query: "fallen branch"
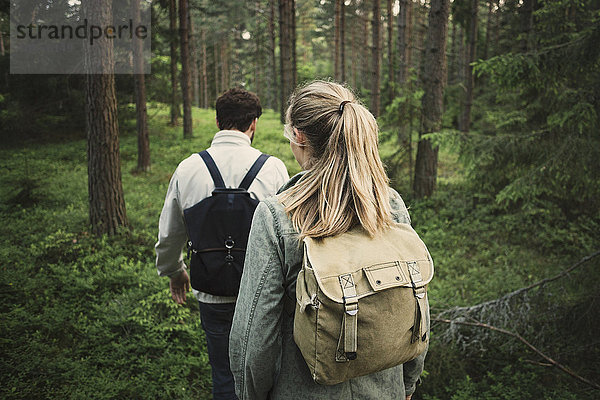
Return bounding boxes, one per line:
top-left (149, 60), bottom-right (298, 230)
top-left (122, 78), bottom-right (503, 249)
top-left (524, 359), bottom-right (553, 368)
top-left (433, 317), bottom-right (600, 391)
top-left (438, 250), bottom-right (600, 317)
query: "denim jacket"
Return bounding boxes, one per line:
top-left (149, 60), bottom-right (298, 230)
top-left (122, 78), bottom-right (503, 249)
top-left (229, 174), bottom-right (428, 400)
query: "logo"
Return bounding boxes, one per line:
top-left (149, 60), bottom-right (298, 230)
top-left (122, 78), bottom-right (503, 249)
top-left (10, 0), bottom-right (152, 74)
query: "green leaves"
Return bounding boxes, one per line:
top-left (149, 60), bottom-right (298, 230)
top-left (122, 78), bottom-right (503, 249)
top-left (457, 0), bottom-right (600, 216)
top-left (474, 53), bottom-right (541, 90)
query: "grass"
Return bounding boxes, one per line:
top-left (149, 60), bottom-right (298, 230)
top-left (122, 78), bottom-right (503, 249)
top-left (0, 105), bottom-right (301, 400)
top-left (1, 104), bottom-right (598, 399)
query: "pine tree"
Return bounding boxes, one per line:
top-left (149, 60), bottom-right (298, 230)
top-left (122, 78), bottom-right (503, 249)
top-left (179, 0), bottom-right (193, 138)
top-left (133, 0), bottom-right (150, 172)
top-left (279, 0), bottom-right (296, 122)
top-left (386, 0), bottom-right (394, 102)
top-left (269, 0), bottom-right (279, 111)
top-left (413, 0), bottom-right (450, 198)
top-left (168, 0), bottom-right (180, 126)
top-left (371, 0), bottom-right (381, 116)
top-left (459, 0), bottom-right (478, 133)
top-left (84, 0), bottom-right (129, 235)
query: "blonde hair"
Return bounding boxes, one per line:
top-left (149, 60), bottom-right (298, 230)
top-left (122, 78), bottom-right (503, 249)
top-left (279, 80), bottom-right (393, 240)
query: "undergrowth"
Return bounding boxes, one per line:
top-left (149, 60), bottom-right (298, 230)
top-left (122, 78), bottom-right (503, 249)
top-left (1, 105), bottom-right (598, 399)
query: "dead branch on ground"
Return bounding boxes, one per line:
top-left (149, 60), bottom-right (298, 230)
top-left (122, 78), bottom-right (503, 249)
top-left (433, 317), bottom-right (600, 390)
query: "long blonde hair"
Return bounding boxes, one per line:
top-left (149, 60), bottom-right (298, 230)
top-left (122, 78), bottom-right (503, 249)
top-left (279, 80), bottom-right (393, 239)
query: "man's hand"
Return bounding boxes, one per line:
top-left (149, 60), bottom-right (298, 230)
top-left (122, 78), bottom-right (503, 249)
top-left (406, 395), bottom-right (412, 400)
top-left (169, 269), bottom-right (190, 305)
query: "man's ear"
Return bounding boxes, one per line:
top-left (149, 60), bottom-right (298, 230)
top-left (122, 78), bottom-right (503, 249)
top-left (249, 118), bottom-right (257, 132)
top-left (215, 117), bottom-right (220, 130)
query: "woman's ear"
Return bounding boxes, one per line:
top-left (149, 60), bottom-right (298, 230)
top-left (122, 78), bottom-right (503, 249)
top-left (294, 128), bottom-right (306, 145)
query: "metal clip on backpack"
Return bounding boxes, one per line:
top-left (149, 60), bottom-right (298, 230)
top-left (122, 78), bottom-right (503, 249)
top-left (183, 150), bottom-right (270, 296)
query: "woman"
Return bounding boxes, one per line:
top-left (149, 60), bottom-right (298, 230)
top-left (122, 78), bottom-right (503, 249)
top-left (229, 80), bottom-right (427, 400)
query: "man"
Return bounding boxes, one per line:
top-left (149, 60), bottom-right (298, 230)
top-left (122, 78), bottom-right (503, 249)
top-left (155, 88), bottom-right (289, 400)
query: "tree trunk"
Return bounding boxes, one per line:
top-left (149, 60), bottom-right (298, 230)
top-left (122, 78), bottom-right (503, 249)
top-left (494, 0), bottom-right (500, 54)
top-left (397, 0), bottom-right (414, 187)
top-left (459, 0), bottom-right (478, 133)
top-left (221, 38), bottom-right (230, 91)
top-left (132, 0), bottom-right (150, 172)
top-left (334, 0), bottom-right (346, 81)
top-left (214, 43), bottom-right (220, 98)
top-left (414, 138), bottom-right (438, 197)
top-left (334, 0), bottom-right (341, 80)
top-left (255, 1), bottom-right (264, 101)
top-left (291, 0), bottom-right (297, 86)
top-left (179, 0), bottom-right (193, 138)
top-left (221, 39), bottom-right (226, 92)
top-left (279, 0), bottom-right (289, 122)
top-left (269, 0), bottom-right (279, 111)
top-left (201, 28), bottom-right (208, 108)
top-left (198, 27), bottom-right (204, 108)
top-left (340, 0), bottom-right (345, 82)
top-left (398, 0), bottom-right (412, 85)
top-left (407, 0), bottom-right (415, 190)
top-left (84, 0), bottom-right (128, 236)
top-left (362, 7), bottom-right (369, 91)
top-left (521, 0), bottom-right (535, 52)
top-left (169, 0), bottom-right (180, 126)
top-left (371, 0), bottom-right (381, 116)
top-left (189, 14), bottom-right (200, 108)
top-left (407, 0), bottom-right (413, 78)
top-left (408, 110), bottom-right (414, 189)
top-left (387, 0), bottom-right (394, 103)
top-left (279, 0), bottom-right (296, 123)
top-left (448, 20), bottom-right (456, 85)
top-left (0, 28), bottom-right (5, 56)
top-left (457, 26), bottom-right (465, 85)
top-left (413, 0), bottom-right (450, 199)
top-left (414, 1), bottom-right (427, 74)
top-left (351, 10), bottom-right (358, 89)
top-left (483, 0), bottom-right (493, 60)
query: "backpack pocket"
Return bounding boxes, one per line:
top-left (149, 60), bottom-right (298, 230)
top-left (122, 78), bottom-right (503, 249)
top-left (189, 251), bottom-right (243, 296)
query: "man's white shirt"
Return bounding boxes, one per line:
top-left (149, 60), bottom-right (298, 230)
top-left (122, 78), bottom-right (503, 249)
top-left (155, 130), bottom-right (289, 303)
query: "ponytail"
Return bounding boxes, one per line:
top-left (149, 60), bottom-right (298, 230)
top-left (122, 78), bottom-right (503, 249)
top-left (279, 80), bottom-right (393, 240)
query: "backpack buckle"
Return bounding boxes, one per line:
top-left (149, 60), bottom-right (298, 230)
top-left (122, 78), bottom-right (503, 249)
top-left (224, 237), bottom-right (235, 262)
top-left (187, 241), bottom-right (197, 259)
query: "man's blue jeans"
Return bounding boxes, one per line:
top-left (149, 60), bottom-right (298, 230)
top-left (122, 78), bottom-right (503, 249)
top-left (198, 302), bottom-right (239, 400)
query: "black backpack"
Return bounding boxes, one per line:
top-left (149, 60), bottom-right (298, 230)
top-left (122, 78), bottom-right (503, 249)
top-left (183, 150), bottom-right (270, 296)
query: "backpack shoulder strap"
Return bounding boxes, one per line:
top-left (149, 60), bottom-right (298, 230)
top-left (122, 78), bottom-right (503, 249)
top-left (198, 150), bottom-right (226, 188)
top-left (238, 153), bottom-right (270, 190)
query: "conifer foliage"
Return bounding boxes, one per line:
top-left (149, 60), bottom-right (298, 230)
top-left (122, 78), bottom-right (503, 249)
top-left (460, 0), bottom-right (600, 215)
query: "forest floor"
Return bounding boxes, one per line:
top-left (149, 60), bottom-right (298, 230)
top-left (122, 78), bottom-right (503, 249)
top-left (1, 105), bottom-right (598, 399)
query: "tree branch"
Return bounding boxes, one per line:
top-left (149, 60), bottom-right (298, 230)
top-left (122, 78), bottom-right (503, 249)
top-left (433, 318), bottom-right (600, 390)
top-left (524, 359), bottom-right (553, 368)
top-left (438, 250), bottom-right (600, 317)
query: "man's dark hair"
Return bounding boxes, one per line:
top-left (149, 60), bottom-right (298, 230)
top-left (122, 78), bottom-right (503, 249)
top-left (216, 88), bottom-right (262, 132)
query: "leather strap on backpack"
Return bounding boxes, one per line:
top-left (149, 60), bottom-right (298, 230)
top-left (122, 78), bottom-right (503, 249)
top-left (408, 261), bottom-right (428, 343)
top-left (336, 273), bottom-right (359, 361)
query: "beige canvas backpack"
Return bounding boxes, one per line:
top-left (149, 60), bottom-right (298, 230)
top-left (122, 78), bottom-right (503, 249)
top-left (293, 222), bottom-right (433, 385)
